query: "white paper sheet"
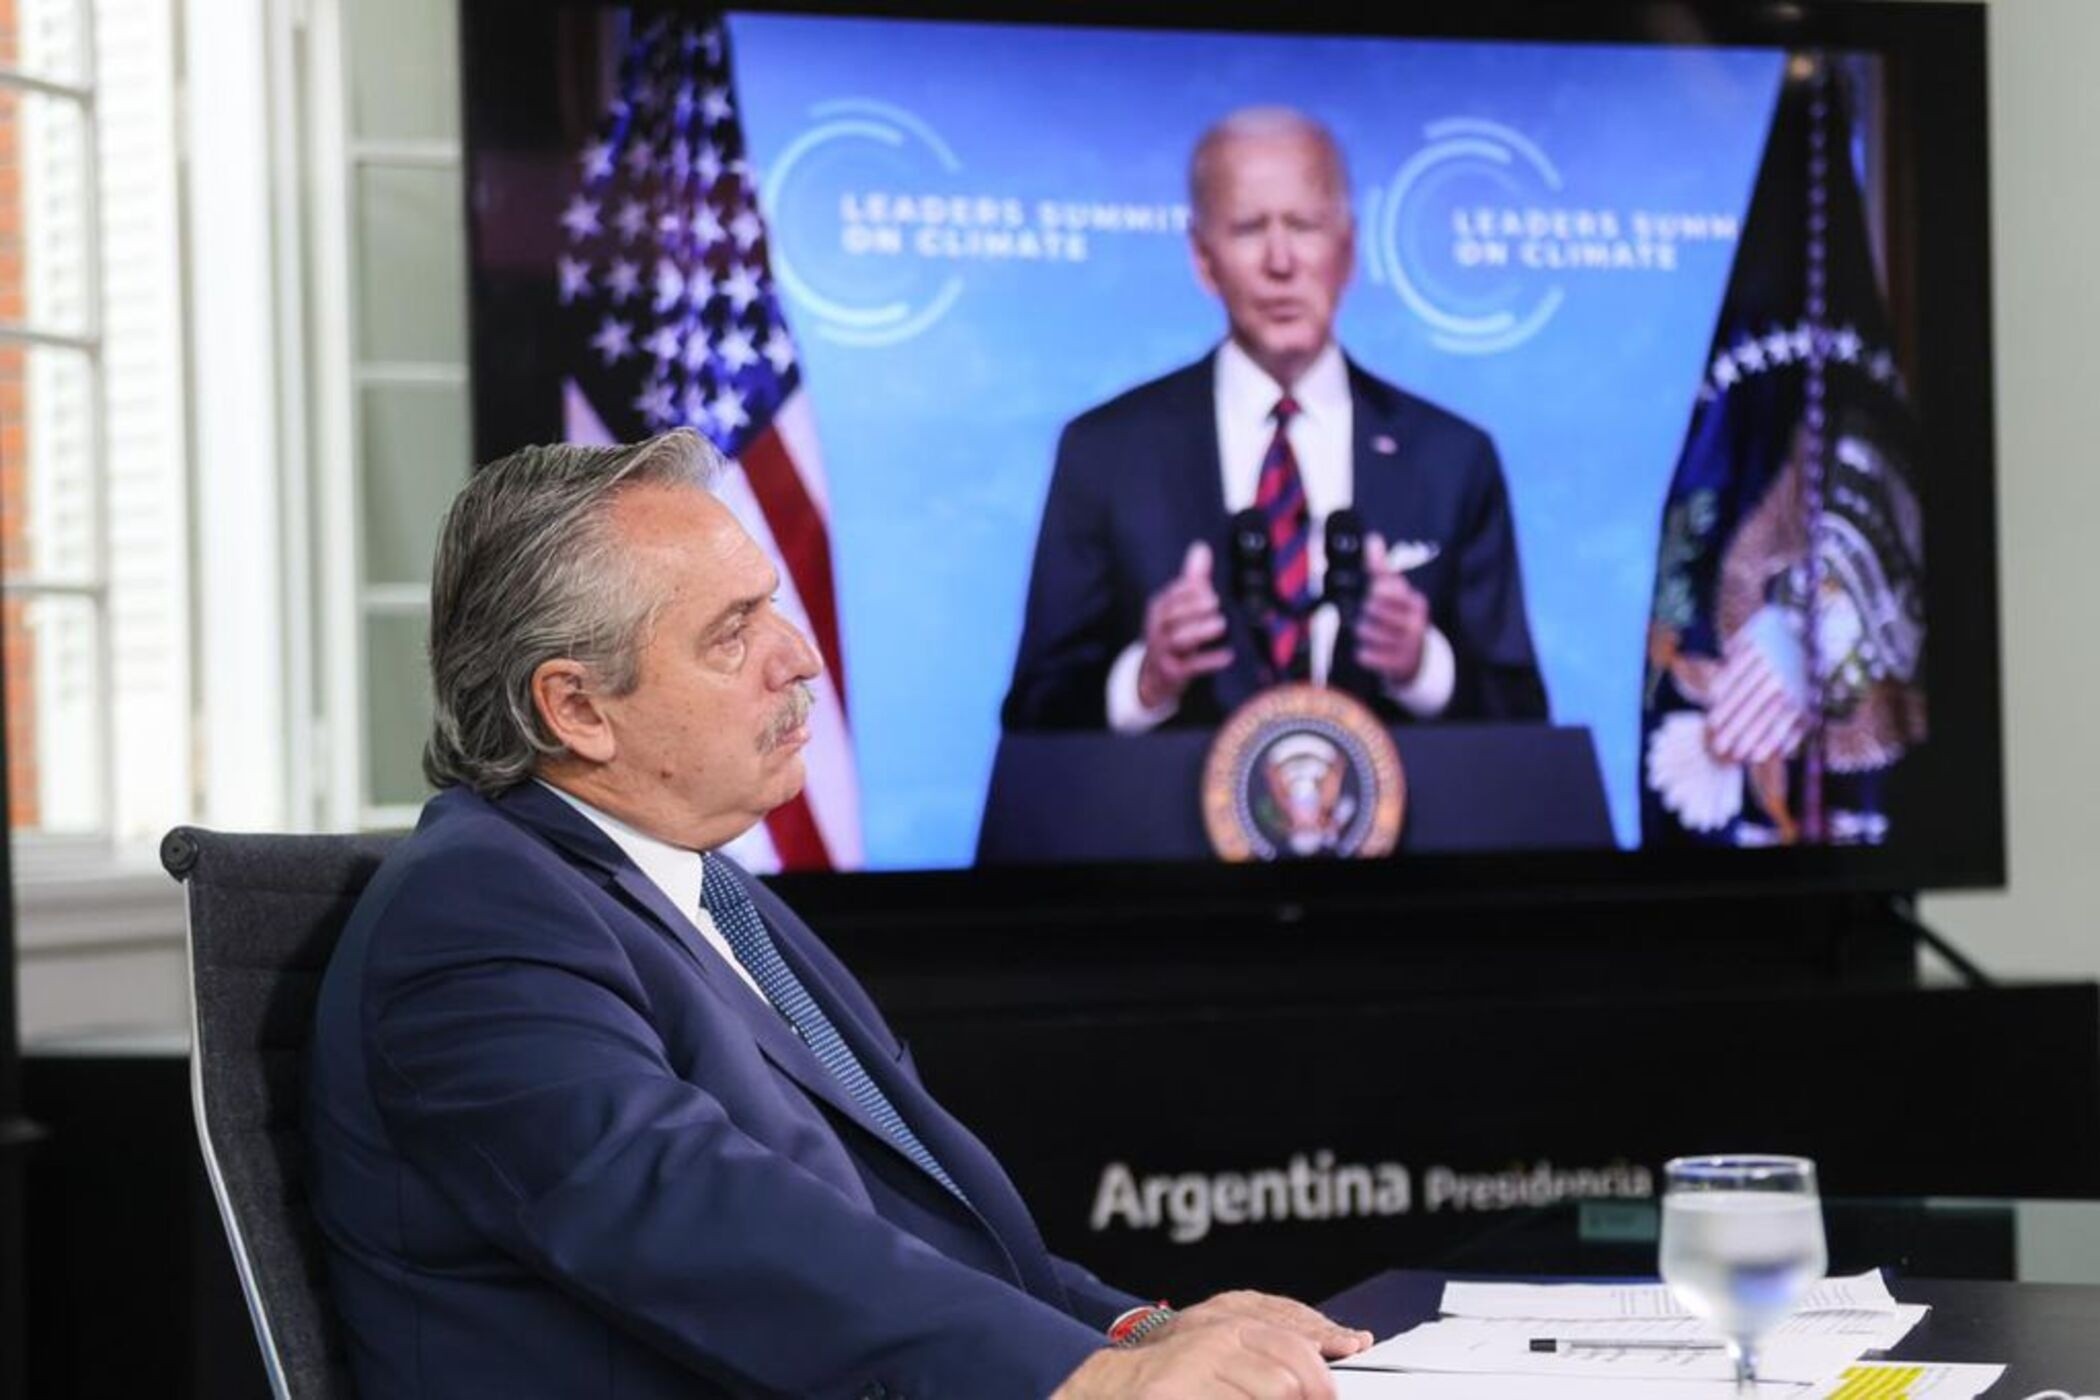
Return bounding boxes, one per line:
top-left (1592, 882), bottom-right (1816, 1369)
top-left (1348, 1317), bottom-right (1866, 1384)
top-left (1331, 1363), bottom-right (2002, 1400)
top-left (1333, 1375), bottom-right (1801, 1398)
top-left (1349, 1302), bottom-right (1924, 1357)
top-left (1773, 1304), bottom-right (1929, 1349)
top-left (1439, 1269), bottom-right (1900, 1321)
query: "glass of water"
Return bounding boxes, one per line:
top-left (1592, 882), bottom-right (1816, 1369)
top-left (1658, 1155), bottom-right (1827, 1390)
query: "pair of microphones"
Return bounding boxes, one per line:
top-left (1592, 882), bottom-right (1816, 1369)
top-left (1227, 505), bottom-right (1369, 626)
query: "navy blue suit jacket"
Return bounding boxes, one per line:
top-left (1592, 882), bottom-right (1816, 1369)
top-left (306, 782), bottom-right (1136, 1398)
top-left (1001, 352), bottom-right (1549, 729)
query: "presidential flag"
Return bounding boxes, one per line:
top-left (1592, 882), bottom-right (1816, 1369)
top-left (1641, 55), bottom-right (1926, 848)
top-left (555, 12), bottom-right (861, 871)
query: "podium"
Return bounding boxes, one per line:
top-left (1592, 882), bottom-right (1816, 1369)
top-left (975, 722), bottom-right (1614, 863)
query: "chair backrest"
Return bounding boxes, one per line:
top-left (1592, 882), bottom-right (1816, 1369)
top-left (163, 826), bottom-right (399, 1400)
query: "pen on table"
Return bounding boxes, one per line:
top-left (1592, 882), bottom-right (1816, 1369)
top-left (1528, 1336), bottom-right (1727, 1353)
top-left (1330, 1336), bottom-right (1729, 1373)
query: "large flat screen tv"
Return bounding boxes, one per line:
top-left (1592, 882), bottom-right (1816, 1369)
top-left (461, 0), bottom-right (2000, 918)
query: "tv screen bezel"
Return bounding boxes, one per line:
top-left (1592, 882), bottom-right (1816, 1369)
top-left (458, 0), bottom-right (2002, 927)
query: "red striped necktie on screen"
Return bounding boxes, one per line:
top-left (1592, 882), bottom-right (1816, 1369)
top-left (1255, 395), bottom-right (1315, 681)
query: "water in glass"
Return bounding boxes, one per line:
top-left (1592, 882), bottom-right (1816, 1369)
top-left (1659, 1155), bottom-right (1827, 1390)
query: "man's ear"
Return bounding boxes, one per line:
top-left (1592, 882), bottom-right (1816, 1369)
top-left (531, 658), bottom-right (617, 764)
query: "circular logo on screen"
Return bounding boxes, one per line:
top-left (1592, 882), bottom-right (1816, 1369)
top-left (761, 99), bottom-right (968, 347)
top-left (1202, 685), bottom-right (1405, 862)
top-left (1370, 118), bottom-right (1568, 356)
top-left (761, 96), bottom-right (1188, 350)
top-left (1367, 117), bottom-right (1742, 357)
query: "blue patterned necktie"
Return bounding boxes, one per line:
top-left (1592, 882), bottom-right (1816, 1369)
top-left (701, 856), bottom-right (967, 1203)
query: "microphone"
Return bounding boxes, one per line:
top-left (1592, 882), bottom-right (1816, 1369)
top-left (1228, 508), bottom-right (1274, 619)
top-left (1325, 507), bottom-right (1368, 625)
top-left (1228, 508), bottom-right (1279, 684)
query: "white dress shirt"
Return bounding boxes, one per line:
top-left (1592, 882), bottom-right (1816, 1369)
top-left (1106, 339), bottom-right (1456, 731)
top-left (538, 780), bottom-right (768, 1002)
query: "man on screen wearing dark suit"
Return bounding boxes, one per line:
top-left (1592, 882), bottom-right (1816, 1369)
top-left (1003, 107), bottom-right (1549, 732)
top-left (306, 430), bottom-right (1369, 1399)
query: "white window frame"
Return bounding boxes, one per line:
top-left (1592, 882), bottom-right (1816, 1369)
top-left (13, 0), bottom-right (475, 1040)
top-left (11, 0), bottom-right (321, 1040)
top-left (1, 4), bottom-right (117, 853)
top-left (303, 0), bottom-right (462, 834)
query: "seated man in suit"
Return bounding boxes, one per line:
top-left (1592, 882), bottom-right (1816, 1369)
top-left (306, 428), bottom-right (1369, 1398)
top-left (1003, 106), bottom-right (1549, 732)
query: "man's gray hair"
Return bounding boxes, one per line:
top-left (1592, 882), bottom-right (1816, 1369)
top-left (423, 428), bottom-right (724, 794)
top-left (1188, 105), bottom-right (1353, 232)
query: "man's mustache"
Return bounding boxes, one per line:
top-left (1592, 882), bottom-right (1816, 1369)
top-left (759, 683), bottom-right (815, 752)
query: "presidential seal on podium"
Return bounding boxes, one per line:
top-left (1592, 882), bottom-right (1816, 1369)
top-left (1201, 683), bottom-right (1406, 861)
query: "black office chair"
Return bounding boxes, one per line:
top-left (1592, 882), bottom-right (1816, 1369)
top-left (162, 826), bottom-right (398, 1400)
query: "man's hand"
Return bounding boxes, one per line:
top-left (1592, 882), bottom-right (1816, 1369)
top-left (1136, 541), bottom-right (1233, 710)
top-left (1157, 1291), bottom-right (1373, 1360)
top-left (1353, 532), bottom-right (1431, 685)
top-left (1051, 1320), bottom-right (1338, 1400)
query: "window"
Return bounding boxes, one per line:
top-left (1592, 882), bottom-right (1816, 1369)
top-left (6, 0), bottom-right (193, 1045)
top-left (2, 0), bottom-right (189, 850)
top-left (7, 0), bottom-right (473, 1040)
top-left (306, 0), bottom-right (467, 831)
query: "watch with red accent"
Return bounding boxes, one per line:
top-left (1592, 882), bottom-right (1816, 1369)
top-left (1107, 1301), bottom-right (1177, 1348)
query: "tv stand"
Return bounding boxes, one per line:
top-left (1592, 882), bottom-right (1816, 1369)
top-left (1887, 891), bottom-right (1995, 988)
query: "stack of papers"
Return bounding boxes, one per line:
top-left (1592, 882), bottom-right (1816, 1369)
top-left (1331, 1367), bottom-right (2007, 1399)
top-left (1332, 1271), bottom-right (2004, 1398)
top-left (1440, 1270), bottom-right (1906, 1322)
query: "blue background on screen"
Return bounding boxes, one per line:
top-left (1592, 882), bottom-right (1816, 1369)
top-left (727, 15), bottom-right (1786, 866)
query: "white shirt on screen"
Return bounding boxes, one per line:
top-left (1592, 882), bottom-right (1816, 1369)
top-left (1105, 338), bottom-right (1455, 731)
top-left (538, 779), bottom-right (768, 1003)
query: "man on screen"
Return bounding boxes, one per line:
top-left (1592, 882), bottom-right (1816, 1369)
top-left (1003, 107), bottom-right (1548, 731)
top-left (306, 430), bottom-right (1368, 1399)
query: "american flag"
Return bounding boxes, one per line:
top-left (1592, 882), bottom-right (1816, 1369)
top-left (557, 12), bottom-right (862, 872)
